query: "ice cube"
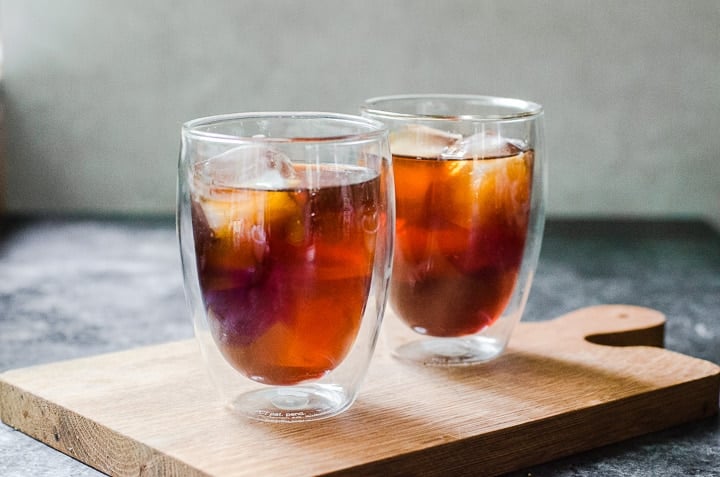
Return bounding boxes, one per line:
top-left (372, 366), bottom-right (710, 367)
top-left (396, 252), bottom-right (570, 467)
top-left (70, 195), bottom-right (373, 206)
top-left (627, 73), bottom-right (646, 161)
top-left (389, 125), bottom-right (462, 158)
top-left (192, 144), bottom-right (300, 233)
top-left (197, 144), bottom-right (298, 190)
top-left (441, 131), bottom-right (522, 160)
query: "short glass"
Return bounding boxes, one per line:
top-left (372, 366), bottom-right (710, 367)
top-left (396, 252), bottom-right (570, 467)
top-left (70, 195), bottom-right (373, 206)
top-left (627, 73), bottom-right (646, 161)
top-left (362, 94), bottom-right (546, 366)
top-left (177, 112), bottom-right (394, 422)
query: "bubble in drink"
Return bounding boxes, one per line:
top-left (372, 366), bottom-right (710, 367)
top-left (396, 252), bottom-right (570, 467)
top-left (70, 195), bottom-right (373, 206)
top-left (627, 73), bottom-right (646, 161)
top-left (191, 151), bottom-right (381, 385)
top-left (389, 126), bottom-right (532, 337)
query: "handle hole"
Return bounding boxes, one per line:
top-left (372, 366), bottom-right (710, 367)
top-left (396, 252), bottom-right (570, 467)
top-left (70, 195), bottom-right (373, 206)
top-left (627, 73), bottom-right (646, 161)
top-left (585, 326), bottom-right (664, 348)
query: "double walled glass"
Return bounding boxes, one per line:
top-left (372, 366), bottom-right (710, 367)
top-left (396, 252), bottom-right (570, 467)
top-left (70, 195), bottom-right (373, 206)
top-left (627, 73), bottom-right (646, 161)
top-left (362, 95), bottom-right (546, 366)
top-left (178, 113), bottom-right (394, 422)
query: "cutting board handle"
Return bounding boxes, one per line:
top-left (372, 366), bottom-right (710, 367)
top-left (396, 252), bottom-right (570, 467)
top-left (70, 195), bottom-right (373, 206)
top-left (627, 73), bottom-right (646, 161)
top-left (547, 304), bottom-right (665, 348)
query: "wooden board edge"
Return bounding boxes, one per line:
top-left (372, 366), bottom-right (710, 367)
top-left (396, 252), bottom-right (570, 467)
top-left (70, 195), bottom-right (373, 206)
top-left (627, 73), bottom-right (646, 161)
top-left (0, 379), bottom-right (208, 477)
top-left (0, 340), bottom-right (197, 377)
top-left (321, 373), bottom-right (720, 477)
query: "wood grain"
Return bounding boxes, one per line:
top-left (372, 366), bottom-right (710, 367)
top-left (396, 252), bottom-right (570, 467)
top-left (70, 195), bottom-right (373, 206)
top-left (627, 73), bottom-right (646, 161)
top-left (1, 305), bottom-right (718, 477)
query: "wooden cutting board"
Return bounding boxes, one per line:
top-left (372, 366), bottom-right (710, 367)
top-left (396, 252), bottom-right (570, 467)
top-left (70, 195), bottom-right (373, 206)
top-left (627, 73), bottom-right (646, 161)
top-left (1, 305), bottom-right (718, 477)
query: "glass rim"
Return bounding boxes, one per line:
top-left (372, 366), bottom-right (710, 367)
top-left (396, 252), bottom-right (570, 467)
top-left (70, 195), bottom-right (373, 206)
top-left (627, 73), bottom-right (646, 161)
top-left (182, 111), bottom-right (388, 144)
top-left (361, 94), bottom-right (543, 121)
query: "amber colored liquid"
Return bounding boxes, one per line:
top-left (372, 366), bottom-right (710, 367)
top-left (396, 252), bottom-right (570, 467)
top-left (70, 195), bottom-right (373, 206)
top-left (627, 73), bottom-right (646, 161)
top-left (191, 163), bottom-right (381, 385)
top-left (391, 151), bottom-right (532, 337)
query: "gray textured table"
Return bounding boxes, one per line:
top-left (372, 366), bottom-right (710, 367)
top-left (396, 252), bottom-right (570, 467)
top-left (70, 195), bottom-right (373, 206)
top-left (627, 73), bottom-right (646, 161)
top-left (1, 217), bottom-right (718, 476)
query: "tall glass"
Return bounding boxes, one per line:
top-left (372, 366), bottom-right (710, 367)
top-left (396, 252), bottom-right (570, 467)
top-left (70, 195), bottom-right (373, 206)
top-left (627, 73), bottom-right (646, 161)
top-left (362, 95), bottom-right (545, 366)
top-left (178, 113), bottom-right (394, 422)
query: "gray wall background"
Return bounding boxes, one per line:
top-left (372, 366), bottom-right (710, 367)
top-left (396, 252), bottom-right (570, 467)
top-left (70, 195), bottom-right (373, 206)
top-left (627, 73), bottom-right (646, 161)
top-left (2, 0), bottom-right (719, 225)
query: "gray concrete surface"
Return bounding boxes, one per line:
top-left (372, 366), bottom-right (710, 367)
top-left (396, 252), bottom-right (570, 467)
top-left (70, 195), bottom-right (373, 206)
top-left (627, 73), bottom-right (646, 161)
top-left (0, 217), bottom-right (718, 475)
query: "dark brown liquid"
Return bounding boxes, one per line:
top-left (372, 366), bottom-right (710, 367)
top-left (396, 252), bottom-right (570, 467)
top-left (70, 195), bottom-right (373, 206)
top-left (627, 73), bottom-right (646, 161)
top-left (192, 163), bottom-right (381, 385)
top-left (391, 151), bottom-right (532, 336)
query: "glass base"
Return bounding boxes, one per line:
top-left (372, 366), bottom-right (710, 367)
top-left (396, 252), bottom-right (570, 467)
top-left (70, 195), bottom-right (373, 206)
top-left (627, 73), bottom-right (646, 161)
top-left (393, 336), bottom-right (505, 366)
top-left (229, 384), bottom-right (351, 423)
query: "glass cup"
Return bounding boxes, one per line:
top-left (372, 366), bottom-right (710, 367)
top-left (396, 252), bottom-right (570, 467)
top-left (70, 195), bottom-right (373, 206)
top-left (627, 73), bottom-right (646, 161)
top-left (362, 94), bottom-right (546, 366)
top-left (177, 112), bottom-right (394, 422)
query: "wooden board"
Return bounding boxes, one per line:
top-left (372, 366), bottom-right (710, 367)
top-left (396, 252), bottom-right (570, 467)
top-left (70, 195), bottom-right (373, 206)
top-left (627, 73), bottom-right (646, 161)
top-left (1, 305), bottom-right (718, 477)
